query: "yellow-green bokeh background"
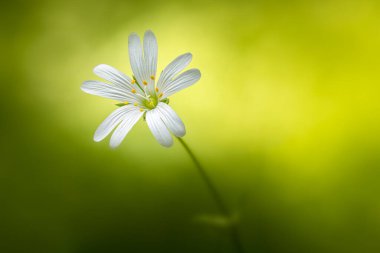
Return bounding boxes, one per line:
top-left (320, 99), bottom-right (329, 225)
top-left (1, 0), bottom-right (380, 252)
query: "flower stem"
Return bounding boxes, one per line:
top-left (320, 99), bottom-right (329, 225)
top-left (177, 137), bottom-right (245, 253)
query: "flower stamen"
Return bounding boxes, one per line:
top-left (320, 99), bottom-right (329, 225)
top-left (150, 75), bottom-right (155, 80)
top-left (131, 89), bottom-right (136, 93)
top-left (143, 80), bottom-right (148, 85)
top-left (135, 93), bottom-right (147, 100)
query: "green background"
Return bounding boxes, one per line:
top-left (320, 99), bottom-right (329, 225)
top-left (1, 0), bottom-right (380, 252)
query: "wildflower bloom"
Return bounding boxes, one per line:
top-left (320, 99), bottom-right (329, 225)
top-left (81, 30), bottom-right (201, 147)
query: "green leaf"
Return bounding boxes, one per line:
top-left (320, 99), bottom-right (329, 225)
top-left (161, 98), bottom-right (170, 104)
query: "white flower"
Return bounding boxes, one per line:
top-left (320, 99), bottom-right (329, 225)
top-left (81, 30), bottom-right (201, 148)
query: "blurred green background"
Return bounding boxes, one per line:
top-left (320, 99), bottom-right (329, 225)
top-left (1, 0), bottom-right (380, 252)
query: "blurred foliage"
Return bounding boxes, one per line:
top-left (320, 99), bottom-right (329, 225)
top-left (1, 0), bottom-right (380, 252)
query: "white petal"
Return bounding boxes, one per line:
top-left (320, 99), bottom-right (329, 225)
top-left (128, 33), bottom-right (146, 86)
top-left (109, 107), bottom-right (144, 148)
top-left (93, 64), bottom-right (139, 92)
top-left (161, 69), bottom-right (201, 98)
top-left (94, 105), bottom-right (137, 142)
top-left (81, 80), bottom-right (139, 103)
top-left (157, 53), bottom-right (192, 91)
top-left (146, 109), bottom-right (173, 147)
top-left (143, 30), bottom-right (158, 93)
top-left (156, 103), bottom-right (185, 137)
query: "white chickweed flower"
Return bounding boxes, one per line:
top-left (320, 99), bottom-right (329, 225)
top-left (81, 30), bottom-right (201, 148)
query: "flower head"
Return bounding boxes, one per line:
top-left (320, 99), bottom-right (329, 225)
top-left (81, 30), bottom-right (201, 148)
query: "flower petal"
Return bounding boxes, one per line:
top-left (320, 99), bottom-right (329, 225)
top-left (156, 102), bottom-right (185, 137)
top-left (143, 30), bottom-right (158, 93)
top-left (109, 106), bottom-right (144, 148)
top-left (94, 105), bottom-right (137, 142)
top-left (128, 33), bottom-right (146, 86)
top-left (81, 80), bottom-right (139, 103)
top-left (146, 108), bottom-right (173, 147)
top-left (157, 53), bottom-right (192, 91)
top-left (161, 69), bottom-right (201, 98)
top-left (93, 64), bottom-right (142, 93)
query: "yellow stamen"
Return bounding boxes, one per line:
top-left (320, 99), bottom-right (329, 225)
top-left (131, 89), bottom-right (136, 93)
top-left (155, 87), bottom-right (159, 92)
top-left (134, 102), bottom-right (138, 106)
top-left (158, 93), bottom-right (163, 98)
top-left (150, 75), bottom-right (155, 80)
top-left (139, 108), bottom-right (144, 112)
top-left (131, 79), bottom-right (136, 84)
top-left (143, 80), bottom-right (148, 85)
top-left (124, 101), bottom-right (129, 105)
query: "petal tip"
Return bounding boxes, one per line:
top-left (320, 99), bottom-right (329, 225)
top-left (177, 130), bottom-right (186, 138)
top-left (145, 29), bottom-right (155, 36)
top-left (93, 64), bottom-right (106, 72)
top-left (128, 32), bottom-right (139, 41)
top-left (80, 81), bottom-right (91, 91)
top-left (194, 69), bottom-right (201, 80)
top-left (161, 141), bottom-right (173, 148)
top-left (109, 139), bottom-right (121, 149)
top-left (93, 135), bottom-right (102, 142)
top-left (109, 144), bottom-right (119, 149)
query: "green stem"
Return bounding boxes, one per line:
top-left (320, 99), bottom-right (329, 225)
top-left (177, 137), bottom-right (245, 253)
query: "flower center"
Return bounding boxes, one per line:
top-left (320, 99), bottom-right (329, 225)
top-left (142, 95), bottom-right (158, 109)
